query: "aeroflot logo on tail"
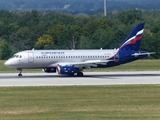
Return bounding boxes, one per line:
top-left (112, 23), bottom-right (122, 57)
top-left (120, 29), bottom-right (144, 48)
top-left (41, 52), bottom-right (65, 55)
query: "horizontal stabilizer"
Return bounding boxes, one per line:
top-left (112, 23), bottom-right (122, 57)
top-left (131, 52), bottom-right (156, 57)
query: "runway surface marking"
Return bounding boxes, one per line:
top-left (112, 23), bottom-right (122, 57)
top-left (0, 71), bottom-right (160, 87)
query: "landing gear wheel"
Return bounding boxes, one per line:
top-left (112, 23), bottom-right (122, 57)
top-left (18, 73), bottom-right (22, 77)
top-left (68, 73), bottom-right (74, 76)
top-left (77, 72), bottom-right (83, 77)
top-left (17, 68), bottom-right (23, 77)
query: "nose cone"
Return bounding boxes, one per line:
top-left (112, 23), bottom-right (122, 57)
top-left (4, 59), bottom-right (16, 68)
top-left (4, 60), bottom-right (11, 67)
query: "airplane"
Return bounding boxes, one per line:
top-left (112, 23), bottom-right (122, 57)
top-left (4, 23), bottom-right (155, 77)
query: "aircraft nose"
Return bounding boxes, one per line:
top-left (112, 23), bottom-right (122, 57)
top-left (4, 60), bottom-right (11, 67)
top-left (4, 60), bottom-right (15, 68)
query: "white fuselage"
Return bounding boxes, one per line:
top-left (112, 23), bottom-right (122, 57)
top-left (5, 49), bottom-right (117, 69)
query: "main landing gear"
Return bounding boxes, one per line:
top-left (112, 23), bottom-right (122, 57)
top-left (17, 68), bottom-right (22, 77)
top-left (68, 72), bottom-right (84, 77)
top-left (77, 72), bottom-right (83, 77)
top-left (68, 72), bottom-right (83, 77)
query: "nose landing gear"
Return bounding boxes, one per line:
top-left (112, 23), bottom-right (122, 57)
top-left (17, 68), bottom-right (22, 77)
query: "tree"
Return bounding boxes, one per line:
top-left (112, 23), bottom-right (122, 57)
top-left (116, 9), bottom-right (142, 24)
top-left (47, 24), bottom-right (81, 49)
top-left (0, 42), bottom-right (12, 60)
top-left (83, 17), bottom-right (113, 37)
top-left (9, 27), bottom-right (36, 51)
top-left (142, 31), bottom-right (160, 59)
top-left (58, 25), bottom-right (81, 49)
top-left (106, 24), bottom-right (128, 49)
top-left (47, 24), bottom-right (67, 49)
top-left (35, 34), bottom-right (54, 49)
top-left (78, 35), bottom-right (92, 49)
top-left (91, 28), bottom-right (110, 49)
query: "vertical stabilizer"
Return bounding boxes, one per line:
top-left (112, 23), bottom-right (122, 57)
top-left (119, 23), bottom-right (145, 51)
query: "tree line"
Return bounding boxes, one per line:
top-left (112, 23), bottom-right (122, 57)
top-left (0, 9), bottom-right (160, 59)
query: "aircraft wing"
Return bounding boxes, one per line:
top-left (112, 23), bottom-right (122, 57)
top-left (49, 60), bottom-right (111, 68)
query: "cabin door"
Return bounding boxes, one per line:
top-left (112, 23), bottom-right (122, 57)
top-left (28, 52), bottom-right (34, 63)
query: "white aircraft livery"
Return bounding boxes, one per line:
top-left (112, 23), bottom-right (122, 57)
top-left (4, 23), bottom-right (154, 77)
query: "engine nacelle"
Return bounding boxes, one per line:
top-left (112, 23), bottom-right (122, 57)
top-left (42, 68), bottom-right (56, 73)
top-left (57, 66), bottom-right (79, 74)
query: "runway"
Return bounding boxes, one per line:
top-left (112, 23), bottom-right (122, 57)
top-left (0, 71), bottom-right (160, 87)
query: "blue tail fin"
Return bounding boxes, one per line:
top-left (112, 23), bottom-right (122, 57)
top-left (119, 23), bottom-right (145, 51)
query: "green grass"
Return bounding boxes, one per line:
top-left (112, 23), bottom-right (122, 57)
top-left (0, 85), bottom-right (160, 120)
top-left (1, 59), bottom-right (160, 73)
top-left (1, 60), bottom-right (160, 119)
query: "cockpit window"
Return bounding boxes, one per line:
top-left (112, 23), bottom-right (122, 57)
top-left (11, 55), bottom-right (22, 58)
top-left (11, 55), bottom-right (16, 58)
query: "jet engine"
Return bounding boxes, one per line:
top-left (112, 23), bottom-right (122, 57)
top-left (57, 66), bottom-right (79, 75)
top-left (42, 68), bottom-right (56, 73)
